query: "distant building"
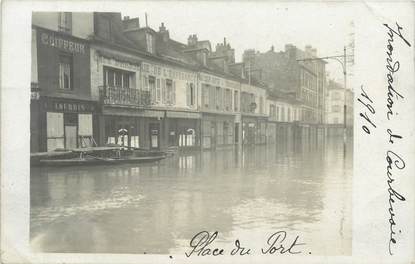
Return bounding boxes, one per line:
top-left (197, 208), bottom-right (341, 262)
top-left (325, 79), bottom-right (354, 136)
top-left (242, 44), bottom-right (327, 125)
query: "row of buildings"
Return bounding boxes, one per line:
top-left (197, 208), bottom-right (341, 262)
top-left (30, 12), bottom-right (353, 153)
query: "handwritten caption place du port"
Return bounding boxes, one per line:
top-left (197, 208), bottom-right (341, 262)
top-left (358, 21), bottom-right (411, 255)
top-left (185, 231), bottom-right (306, 257)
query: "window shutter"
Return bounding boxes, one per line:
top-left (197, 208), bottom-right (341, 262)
top-left (162, 78), bottom-right (166, 104)
top-left (172, 81), bottom-right (176, 105)
top-left (186, 83), bottom-right (190, 106)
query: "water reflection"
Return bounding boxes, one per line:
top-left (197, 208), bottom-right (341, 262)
top-left (31, 137), bottom-right (352, 255)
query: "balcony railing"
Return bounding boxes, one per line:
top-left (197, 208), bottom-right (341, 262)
top-left (99, 86), bottom-right (150, 107)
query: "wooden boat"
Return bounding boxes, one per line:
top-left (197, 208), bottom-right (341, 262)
top-left (38, 154), bottom-right (166, 167)
top-left (32, 146), bottom-right (167, 167)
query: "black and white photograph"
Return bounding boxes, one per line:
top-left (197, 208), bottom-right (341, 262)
top-left (1, 1), bottom-right (414, 264)
top-left (29, 6), bottom-right (354, 255)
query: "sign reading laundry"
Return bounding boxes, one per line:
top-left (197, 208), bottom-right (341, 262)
top-left (40, 32), bottom-right (86, 54)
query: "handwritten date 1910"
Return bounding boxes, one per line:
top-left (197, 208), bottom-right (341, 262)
top-left (358, 85), bottom-right (376, 135)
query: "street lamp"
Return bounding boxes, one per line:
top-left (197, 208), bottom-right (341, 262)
top-left (297, 46), bottom-right (351, 148)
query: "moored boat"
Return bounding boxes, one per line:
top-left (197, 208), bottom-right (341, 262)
top-left (31, 146), bottom-right (168, 167)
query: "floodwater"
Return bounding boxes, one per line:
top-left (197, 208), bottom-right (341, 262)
top-left (30, 137), bottom-right (353, 255)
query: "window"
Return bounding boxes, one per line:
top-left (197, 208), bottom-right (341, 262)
top-left (58, 12), bottom-right (72, 34)
top-left (156, 78), bottom-right (161, 102)
top-left (202, 84), bottom-right (209, 108)
top-left (59, 55), bottom-right (72, 90)
top-left (234, 90), bottom-right (239, 111)
top-left (216, 87), bottom-right (222, 110)
top-left (165, 79), bottom-right (175, 105)
top-left (281, 107), bottom-right (285, 122)
top-left (187, 83), bottom-right (195, 107)
top-left (104, 67), bottom-right (133, 89)
top-left (276, 106), bottom-right (280, 121)
top-left (225, 89), bottom-right (232, 111)
top-left (259, 97), bottom-right (264, 114)
top-left (146, 32), bottom-right (154, 53)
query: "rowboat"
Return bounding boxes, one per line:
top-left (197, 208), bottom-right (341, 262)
top-left (38, 155), bottom-right (166, 167)
top-left (31, 146), bottom-right (167, 167)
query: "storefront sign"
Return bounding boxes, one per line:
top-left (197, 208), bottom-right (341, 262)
top-left (44, 99), bottom-right (95, 113)
top-left (142, 62), bottom-right (195, 81)
top-left (40, 31), bottom-right (86, 54)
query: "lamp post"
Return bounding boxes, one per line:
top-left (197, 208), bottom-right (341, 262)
top-left (297, 46), bottom-right (350, 149)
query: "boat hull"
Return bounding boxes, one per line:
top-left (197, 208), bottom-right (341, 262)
top-left (38, 155), bottom-right (166, 167)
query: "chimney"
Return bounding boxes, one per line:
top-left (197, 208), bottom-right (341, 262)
top-left (270, 45), bottom-right (274, 52)
top-left (187, 34), bottom-right (198, 46)
top-left (123, 17), bottom-right (140, 31)
top-left (285, 44), bottom-right (296, 59)
top-left (159, 22), bottom-right (169, 42)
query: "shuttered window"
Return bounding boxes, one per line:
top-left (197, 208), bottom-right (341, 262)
top-left (78, 114), bottom-right (92, 136)
top-left (46, 112), bottom-right (64, 151)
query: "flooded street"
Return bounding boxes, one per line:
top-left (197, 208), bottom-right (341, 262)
top-left (30, 137), bottom-right (352, 255)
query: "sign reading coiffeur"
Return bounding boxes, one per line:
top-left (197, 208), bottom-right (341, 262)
top-left (40, 31), bottom-right (86, 54)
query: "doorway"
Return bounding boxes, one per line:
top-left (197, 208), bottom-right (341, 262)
top-left (65, 126), bottom-right (77, 149)
top-left (149, 123), bottom-right (160, 149)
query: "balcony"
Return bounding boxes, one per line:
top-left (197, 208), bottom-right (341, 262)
top-left (99, 86), bottom-right (150, 107)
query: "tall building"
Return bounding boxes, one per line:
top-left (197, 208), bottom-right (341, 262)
top-left (242, 44), bottom-right (327, 125)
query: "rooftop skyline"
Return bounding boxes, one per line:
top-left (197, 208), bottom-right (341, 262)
top-left (124, 1), bottom-right (355, 83)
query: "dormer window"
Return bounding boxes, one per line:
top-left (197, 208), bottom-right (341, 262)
top-left (146, 32), bottom-right (154, 53)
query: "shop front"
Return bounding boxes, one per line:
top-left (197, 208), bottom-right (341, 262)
top-left (164, 111), bottom-right (201, 149)
top-left (31, 97), bottom-right (97, 152)
top-left (201, 113), bottom-right (236, 149)
top-left (242, 116), bottom-right (267, 145)
top-left (99, 107), bottom-right (164, 150)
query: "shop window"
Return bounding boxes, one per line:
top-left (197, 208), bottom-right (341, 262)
top-left (59, 55), bottom-right (73, 90)
top-left (58, 12), bottom-right (72, 34)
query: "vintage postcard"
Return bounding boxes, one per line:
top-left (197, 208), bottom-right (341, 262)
top-left (1, 1), bottom-right (414, 263)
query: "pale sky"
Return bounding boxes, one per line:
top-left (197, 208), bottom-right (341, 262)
top-left (124, 1), bottom-right (355, 83)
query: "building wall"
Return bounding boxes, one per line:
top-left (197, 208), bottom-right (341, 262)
top-left (326, 88), bottom-right (354, 127)
top-left (199, 72), bottom-right (240, 114)
top-left (141, 62), bottom-right (198, 110)
top-left (90, 47), bottom-right (141, 101)
top-left (32, 12), bottom-right (94, 39)
top-left (240, 83), bottom-right (267, 115)
top-left (36, 27), bottom-right (91, 100)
